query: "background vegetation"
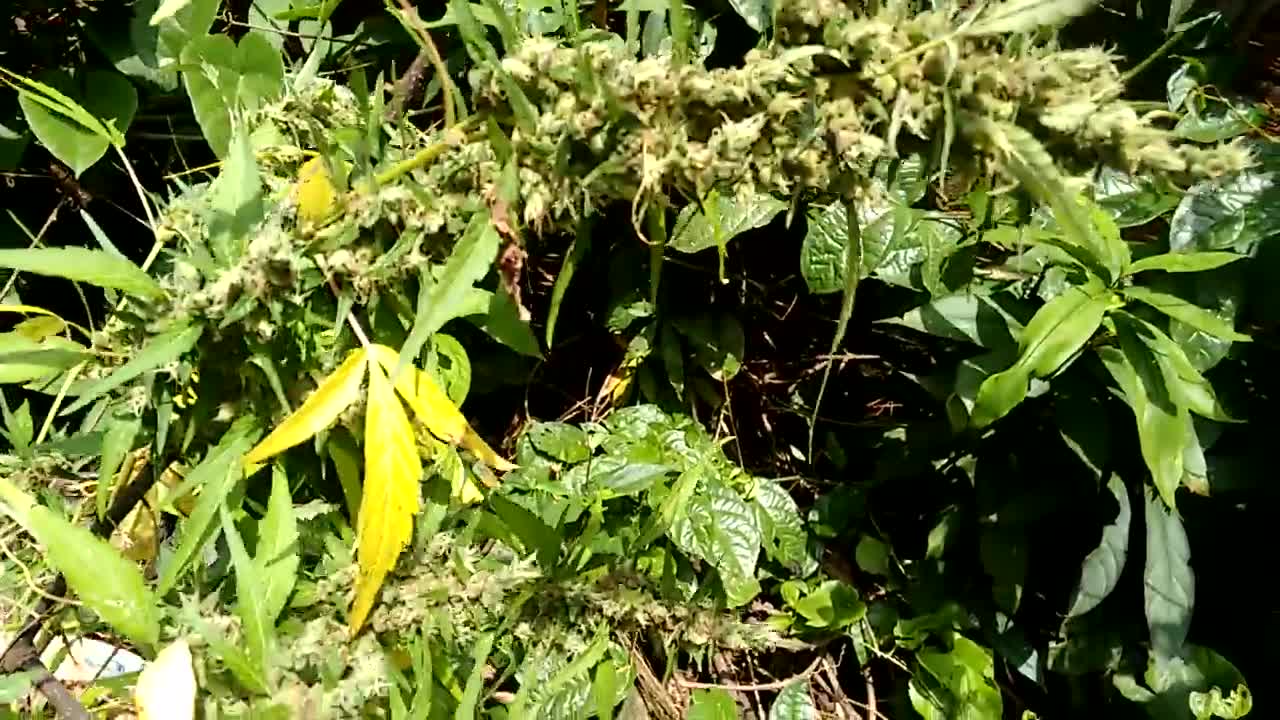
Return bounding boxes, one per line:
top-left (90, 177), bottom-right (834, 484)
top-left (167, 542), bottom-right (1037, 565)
top-left (0, 0), bottom-right (1277, 718)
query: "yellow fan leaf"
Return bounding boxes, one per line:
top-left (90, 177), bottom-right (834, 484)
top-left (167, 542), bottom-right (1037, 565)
top-left (244, 349), bottom-right (367, 469)
top-left (295, 156), bottom-right (339, 225)
top-left (349, 360), bottom-right (422, 635)
top-left (369, 344), bottom-right (516, 472)
top-left (135, 639), bottom-right (196, 720)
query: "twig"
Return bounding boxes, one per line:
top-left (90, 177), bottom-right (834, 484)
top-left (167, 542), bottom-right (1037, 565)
top-left (863, 665), bottom-right (877, 720)
top-left (676, 656), bottom-right (822, 692)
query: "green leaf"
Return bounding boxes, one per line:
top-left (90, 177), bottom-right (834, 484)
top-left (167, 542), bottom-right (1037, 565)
top-left (221, 502), bottom-right (273, 673)
top-left (769, 681), bottom-right (816, 720)
top-left (256, 466), bottom-right (299, 625)
top-left (669, 191), bottom-right (785, 254)
top-left (751, 478), bottom-right (817, 576)
top-left (792, 580), bottom-right (865, 629)
top-left (97, 412), bottom-right (141, 518)
top-left (0, 672), bottom-right (37, 704)
top-left (1122, 287), bottom-right (1250, 342)
top-left (207, 126), bottom-right (263, 264)
top-left (1127, 252), bottom-right (1244, 275)
top-left (966, 0), bottom-right (1098, 35)
top-left (0, 478), bottom-right (160, 648)
top-left (154, 0), bottom-right (219, 68)
top-left (1122, 315), bottom-right (1234, 422)
top-left (63, 323), bottom-right (202, 415)
top-left (489, 494), bottom-right (561, 568)
top-left (971, 286), bottom-right (1109, 428)
top-left (855, 535), bottom-right (891, 576)
top-left (671, 479), bottom-right (762, 607)
top-left (0, 247), bottom-right (162, 300)
top-left (910, 634), bottom-right (1003, 720)
top-left (1143, 489), bottom-right (1194, 659)
top-left (398, 211), bottom-right (501, 381)
top-left (1174, 103), bottom-right (1268, 143)
top-left (1094, 168), bottom-right (1180, 228)
top-left (472, 289), bottom-right (542, 358)
top-left (1067, 474), bottom-right (1131, 617)
top-left (181, 31), bottom-right (285, 157)
top-left (800, 203), bottom-right (849, 294)
top-left (157, 420), bottom-right (259, 594)
top-left (546, 215), bottom-right (593, 347)
top-left (454, 631), bottom-right (495, 720)
top-left (882, 292), bottom-right (1022, 349)
top-left (0, 333), bottom-right (86, 385)
top-left (1169, 158), bottom-right (1280, 255)
top-left (1099, 344), bottom-right (1186, 509)
top-left (688, 689), bottom-right (738, 720)
top-left (727, 0), bottom-right (771, 32)
top-left (1166, 0), bottom-right (1196, 31)
top-left (15, 70), bottom-right (136, 176)
top-left (528, 421), bottom-right (590, 464)
top-left (589, 458), bottom-right (672, 496)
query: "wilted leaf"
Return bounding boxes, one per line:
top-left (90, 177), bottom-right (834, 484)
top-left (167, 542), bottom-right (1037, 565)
top-left (350, 360), bottom-right (422, 635)
top-left (135, 639), bottom-right (196, 720)
top-left (244, 349), bottom-right (367, 468)
top-left (0, 477), bottom-right (160, 647)
top-left (294, 156), bottom-right (338, 225)
top-left (1067, 474), bottom-right (1131, 617)
top-left (1143, 490), bottom-right (1194, 659)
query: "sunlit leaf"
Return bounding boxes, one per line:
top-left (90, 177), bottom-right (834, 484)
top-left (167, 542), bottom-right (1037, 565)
top-left (135, 639), bottom-right (196, 720)
top-left (349, 360), bottom-right (422, 635)
top-left (256, 466), bottom-right (299, 624)
top-left (1099, 345), bottom-right (1186, 509)
top-left (181, 31), bottom-right (285, 157)
top-left (243, 349), bottom-right (367, 468)
top-left (1143, 489), bottom-right (1194, 659)
top-left (669, 191), bottom-right (785, 254)
top-left (688, 689), bottom-right (738, 720)
top-left (0, 247), bottom-right (162, 301)
top-left (64, 323), bottom-right (201, 415)
top-left (966, 0), bottom-right (1098, 35)
top-left (1122, 287), bottom-right (1250, 342)
top-left (13, 70), bottom-right (136, 175)
top-left (1126, 252), bottom-right (1244, 275)
top-left (671, 478), bottom-right (762, 606)
top-left (220, 503), bottom-right (272, 671)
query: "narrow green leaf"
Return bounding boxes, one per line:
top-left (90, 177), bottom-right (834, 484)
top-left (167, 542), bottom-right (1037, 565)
top-left (157, 420), bottom-right (259, 594)
top-left (1067, 474), bottom-right (1131, 617)
top-left (0, 478), bottom-right (160, 648)
top-left (453, 631), bottom-right (495, 720)
top-left (63, 323), bottom-right (202, 415)
top-left (1122, 287), bottom-right (1251, 342)
top-left (207, 126), bottom-right (263, 263)
top-left (256, 466), bottom-right (299, 624)
top-left (1143, 489), bottom-right (1194, 659)
top-left (97, 412), bottom-right (141, 518)
top-left (546, 214), bottom-right (593, 347)
top-left (1127, 252), bottom-right (1244, 275)
top-left (1099, 347), bottom-right (1186, 509)
top-left (220, 502), bottom-right (273, 674)
top-left (489, 494), bottom-right (561, 569)
top-left (593, 658), bottom-right (618, 720)
top-left (397, 211), bottom-right (501, 381)
top-left (0, 247), bottom-right (162, 300)
top-left (1121, 314), bottom-right (1235, 422)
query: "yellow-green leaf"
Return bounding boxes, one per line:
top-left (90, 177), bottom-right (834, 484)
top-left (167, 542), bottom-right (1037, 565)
top-left (243, 349), bottom-right (367, 469)
top-left (135, 639), bottom-right (196, 720)
top-left (349, 360), bottom-right (422, 635)
top-left (369, 344), bottom-right (515, 472)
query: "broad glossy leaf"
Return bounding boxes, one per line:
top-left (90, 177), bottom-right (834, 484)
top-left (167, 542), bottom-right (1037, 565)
top-left (0, 477), bottom-right (160, 648)
top-left (398, 211), bottom-right (502, 379)
top-left (1174, 103), bottom-right (1268, 143)
top-left (688, 689), bottom-right (737, 720)
top-left (135, 639), bottom-right (196, 720)
top-left (589, 458), bottom-right (671, 496)
top-left (159, 420), bottom-right (259, 593)
top-left (17, 70), bottom-right (136, 176)
top-left (1099, 346), bottom-right (1186, 509)
top-left (882, 292), bottom-right (1021, 349)
top-left (64, 323), bottom-right (202, 415)
top-left (911, 634), bottom-right (1003, 720)
top-left (1122, 287), bottom-right (1250, 342)
top-left (1169, 156), bottom-right (1280, 255)
top-left (751, 477), bottom-right (817, 575)
top-left (1143, 490), bottom-right (1194, 659)
top-left (350, 360), bottom-right (422, 635)
top-left (181, 32), bottom-right (285, 157)
top-left (727, 0), bottom-right (770, 32)
top-left (792, 580), bottom-right (865, 629)
top-left (220, 503), bottom-right (271, 671)
top-left (243, 349), bottom-right (367, 468)
top-left (256, 466), bottom-right (299, 624)
top-left (1126, 252), bottom-right (1244, 275)
top-left (1094, 168), bottom-right (1179, 228)
top-left (0, 247), bottom-right (161, 300)
top-left (1067, 474), bottom-right (1131, 617)
top-left (528, 421), bottom-right (590, 463)
top-left (671, 479), bottom-right (762, 607)
top-left (154, 0), bottom-right (219, 68)
top-left (971, 286), bottom-right (1109, 428)
top-left (669, 191), bottom-right (785, 254)
top-left (769, 682), bottom-right (816, 720)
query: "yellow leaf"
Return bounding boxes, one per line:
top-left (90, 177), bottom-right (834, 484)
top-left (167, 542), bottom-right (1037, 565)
top-left (135, 639), bottom-right (196, 720)
top-left (349, 360), bottom-right (422, 635)
top-left (244, 349), bottom-right (367, 469)
top-left (369, 344), bottom-right (516, 472)
top-left (294, 156), bottom-right (339, 225)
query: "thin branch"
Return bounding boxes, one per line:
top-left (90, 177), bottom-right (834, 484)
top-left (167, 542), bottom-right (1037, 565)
top-left (675, 656), bottom-right (822, 692)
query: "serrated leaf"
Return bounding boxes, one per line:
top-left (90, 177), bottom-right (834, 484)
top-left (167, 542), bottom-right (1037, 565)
top-left (220, 503), bottom-right (272, 672)
top-left (769, 682), bottom-right (816, 720)
top-left (243, 349), bottom-right (367, 468)
top-left (971, 286), bottom-right (1109, 428)
top-left (64, 323), bottom-right (202, 415)
top-left (1067, 474), bottom-right (1131, 617)
top-left (97, 412), bottom-right (141, 518)
top-left (1143, 489), bottom-right (1193, 659)
top-left (350, 360), bottom-right (422, 635)
top-left (1127, 252), bottom-right (1244, 275)
top-left (0, 477), bottom-right (160, 648)
top-left (751, 478), bottom-right (817, 575)
top-left (671, 479), bottom-right (762, 606)
top-left (256, 466), bottom-right (298, 624)
top-left (0, 247), bottom-right (162, 300)
top-left (0, 332), bottom-right (85, 385)
top-left (670, 191), bottom-right (785, 254)
top-left (1122, 287), bottom-right (1250, 342)
top-left (966, 0), bottom-right (1098, 35)
top-left (369, 344), bottom-right (515, 472)
top-left (207, 126), bottom-right (263, 263)
top-left (135, 639), bottom-right (195, 720)
top-left (398, 211), bottom-right (502, 380)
